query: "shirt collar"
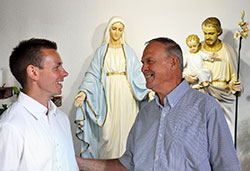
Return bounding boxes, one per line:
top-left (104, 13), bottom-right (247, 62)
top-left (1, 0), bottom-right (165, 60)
top-left (17, 92), bottom-right (57, 119)
top-left (48, 99), bottom-right (57, 115)
top-left (155, 79), bottom-right (190, 108)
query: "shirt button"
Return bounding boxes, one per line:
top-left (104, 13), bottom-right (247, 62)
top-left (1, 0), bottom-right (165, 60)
top-left (155, 155), bottom-right (159, 160)
top-left (159, 134), bottom-right (162, 137)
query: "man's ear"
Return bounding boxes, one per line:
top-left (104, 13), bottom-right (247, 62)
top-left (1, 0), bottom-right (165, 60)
top-left (170, 56), bottom-right (179, 70)
top-left (26, 65), bottom-right (39, 81)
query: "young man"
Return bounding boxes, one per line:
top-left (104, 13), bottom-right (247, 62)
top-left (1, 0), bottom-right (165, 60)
top-left (0, 38), bottom-right (78, 170)
top-left (76, 37), bottom-right (241, 171)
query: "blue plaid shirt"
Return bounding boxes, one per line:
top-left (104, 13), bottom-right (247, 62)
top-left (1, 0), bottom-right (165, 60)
top-left (120, 80), bottom-right (241, 171)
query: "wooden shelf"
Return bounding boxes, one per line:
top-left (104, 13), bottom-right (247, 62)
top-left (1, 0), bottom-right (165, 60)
top-left (0, 87), bottom-right (13, 99)
top-left (0, 87), bottom-right (62, 107)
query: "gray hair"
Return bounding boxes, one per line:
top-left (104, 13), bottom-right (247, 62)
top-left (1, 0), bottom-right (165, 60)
top-left (146, 37), bottom-right (183, 72)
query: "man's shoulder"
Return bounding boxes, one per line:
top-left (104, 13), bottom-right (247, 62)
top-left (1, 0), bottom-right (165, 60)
top-left (54, 107), bottom-right (70, 121)
top-left (0, 101), bottom-right (25, 127)
top-left (56, 108), bottom-right (68, 117)
top-left (138, 100), bottom-right (159, 117)
top-left (185, 88), bottom-right (218, 106)
top-left (141, 99), bottom-right (157, 109)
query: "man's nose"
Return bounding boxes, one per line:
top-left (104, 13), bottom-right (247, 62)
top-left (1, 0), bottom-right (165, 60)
top-left (141, 63), bottom-right (147, 73)
top-left (62, 68), bottom-right (68, 77)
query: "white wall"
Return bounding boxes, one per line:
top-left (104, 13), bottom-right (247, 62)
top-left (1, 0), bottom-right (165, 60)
top-left (1, 0), bottom-right (250, 169)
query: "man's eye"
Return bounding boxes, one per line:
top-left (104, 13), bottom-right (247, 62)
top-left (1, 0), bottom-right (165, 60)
top-left (148, 60), bottom-right (153, 64)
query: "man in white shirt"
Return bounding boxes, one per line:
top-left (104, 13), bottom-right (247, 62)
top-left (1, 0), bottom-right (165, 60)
top-left (0, 38), bottom-right (79, 171)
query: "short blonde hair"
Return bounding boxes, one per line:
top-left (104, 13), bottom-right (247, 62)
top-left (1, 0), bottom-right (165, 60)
top-left (186, 34), bottom-right (200, 47)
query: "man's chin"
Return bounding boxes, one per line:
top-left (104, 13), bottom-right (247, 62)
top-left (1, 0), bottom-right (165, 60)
top-left (52, 91), bottom-right (62, 97)
top-left (146, 83), bottom-right (153, 90)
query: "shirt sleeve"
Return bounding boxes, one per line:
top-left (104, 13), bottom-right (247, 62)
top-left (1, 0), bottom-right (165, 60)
top-left (0, 123), bottom-right (23, 170)
top-left (207, 101), bottom-right (241, 171)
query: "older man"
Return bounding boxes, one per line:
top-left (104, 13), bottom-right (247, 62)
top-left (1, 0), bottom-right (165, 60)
top-left (76, 37), bottom-right (241, 171)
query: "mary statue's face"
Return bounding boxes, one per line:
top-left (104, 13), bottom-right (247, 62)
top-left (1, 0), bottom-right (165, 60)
top-left (109, 22), bottom-right (124, 42)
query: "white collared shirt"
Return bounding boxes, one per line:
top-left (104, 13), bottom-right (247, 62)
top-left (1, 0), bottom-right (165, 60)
top-left (0, 92), bottom-right (78, 171)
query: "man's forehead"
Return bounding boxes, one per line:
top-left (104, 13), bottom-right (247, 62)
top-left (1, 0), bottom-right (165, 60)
top-left (41, 48), bottom-right (58, 56)
top-left (202, 25), bottom-right (217, 31)
top-left (144, 42), bottom-right (166, 53)
top-left (41, 49), bottom-right (62, 64)
top-left (142, 47), bottom-right (154, 59)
